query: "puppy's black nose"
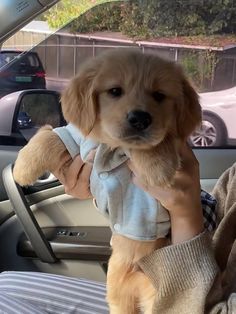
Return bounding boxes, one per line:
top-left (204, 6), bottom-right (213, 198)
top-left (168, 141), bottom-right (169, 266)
top-left (127, 110), bottom-right (152, 131)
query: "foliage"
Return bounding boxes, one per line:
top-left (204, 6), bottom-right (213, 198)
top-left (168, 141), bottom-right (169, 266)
top-left (44, 0), bottom-right (235, 92)
top-left (45, 0), bottom-right (115, 29)
top-left (45, 0), bottom-right (236, 38)
top-left (68, 2), bottom-right (122, 33)
top-left (120, 0), bottom-right (236, 38)
top-left (181, 50), bottom-right (219, 91)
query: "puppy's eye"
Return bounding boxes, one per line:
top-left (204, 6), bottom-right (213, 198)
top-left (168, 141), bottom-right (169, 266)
top-left (107, 87), bottom-right (123, 98)
top-left (152, 91), bottom-right (166, 102)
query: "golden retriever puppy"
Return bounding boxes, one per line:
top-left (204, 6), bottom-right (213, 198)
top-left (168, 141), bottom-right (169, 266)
top-left (61, 49), bottom-right (201, 187)
top-left (13, 49), bottom-right (201, 313)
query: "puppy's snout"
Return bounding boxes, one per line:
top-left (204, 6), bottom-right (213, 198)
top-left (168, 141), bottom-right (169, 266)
top-left (127, 110), bottom-right (152, 131)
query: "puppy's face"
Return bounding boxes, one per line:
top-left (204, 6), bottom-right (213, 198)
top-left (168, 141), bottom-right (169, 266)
top-left (62, 49), bottom-right (201, 149)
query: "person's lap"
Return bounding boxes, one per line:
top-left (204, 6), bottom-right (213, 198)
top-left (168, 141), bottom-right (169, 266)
top-left (0, 271), bottom-right (109, 314)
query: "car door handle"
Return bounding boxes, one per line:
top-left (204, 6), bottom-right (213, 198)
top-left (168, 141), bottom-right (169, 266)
top-left (35, 172), bottom-right (57, 186)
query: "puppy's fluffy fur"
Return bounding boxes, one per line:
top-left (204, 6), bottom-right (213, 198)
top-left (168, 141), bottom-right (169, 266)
top-left (13, 49), bottom-right (201, 313)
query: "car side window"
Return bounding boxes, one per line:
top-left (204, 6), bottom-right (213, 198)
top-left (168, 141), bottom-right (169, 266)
top-left (0, 1), bottom-right (236, 148)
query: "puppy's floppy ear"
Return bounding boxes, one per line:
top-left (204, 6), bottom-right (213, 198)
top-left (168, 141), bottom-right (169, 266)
top-left (176, 77), bottom-right (202, 139)
top-left (61, 60), bottom-right (99, 136)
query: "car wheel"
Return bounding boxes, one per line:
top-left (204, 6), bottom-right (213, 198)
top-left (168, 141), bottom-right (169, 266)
top-left (189, 113), bottom-right (227, 147)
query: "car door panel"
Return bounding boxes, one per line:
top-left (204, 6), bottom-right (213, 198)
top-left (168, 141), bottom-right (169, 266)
top-left (0, 195), bottom-right (109, 281)
top-left (0, 214), bottom-right (108, 282)
top-left (196, 148), bottom-right (236, 192)
top-left (0, 145), bottom-right (111, 281)
top-left (0, 146), bottom-right (19, 200)
top-left (196, 149), bottom-right (236, 179)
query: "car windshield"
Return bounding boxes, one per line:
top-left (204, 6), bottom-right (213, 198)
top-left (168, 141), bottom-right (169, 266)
top-left (18, 112), bottom-right (29, 117)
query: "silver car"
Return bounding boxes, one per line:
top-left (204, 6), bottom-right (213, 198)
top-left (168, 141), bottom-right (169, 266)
top-left (190, 86), bottom-right (236, 147)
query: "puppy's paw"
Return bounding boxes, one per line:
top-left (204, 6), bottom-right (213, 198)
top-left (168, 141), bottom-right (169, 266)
top-left (13, 164), bottom-right (37, 186)
top-left (13, 146), bottom-right (43, 186)
top-left (13, 125), bottom-right (65, 186)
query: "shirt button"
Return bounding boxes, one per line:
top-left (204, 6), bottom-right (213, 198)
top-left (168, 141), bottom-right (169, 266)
top-left (114, 223), bottom-right (120, 231)
top-left (99, 172), bottom-right (109, 179)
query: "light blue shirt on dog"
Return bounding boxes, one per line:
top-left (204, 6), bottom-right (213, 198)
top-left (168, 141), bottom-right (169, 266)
top-left (54, 123), bottom-right (170, 241)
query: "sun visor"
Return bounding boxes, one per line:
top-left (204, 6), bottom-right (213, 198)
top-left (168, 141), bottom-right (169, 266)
top-left (0, 0), bottom-right (58, 44)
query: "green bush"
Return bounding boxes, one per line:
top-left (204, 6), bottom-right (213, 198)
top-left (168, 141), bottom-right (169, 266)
top-left (46, 0), bottom-right (236, 39)
top-left (69, 2), bottom-right (122, 33)
top-left (120, 0), bottom-right (236, 38)
top-left (181, 50), bottom-right (219, 91)
top-left (46, 0), bottom-right (115, 29)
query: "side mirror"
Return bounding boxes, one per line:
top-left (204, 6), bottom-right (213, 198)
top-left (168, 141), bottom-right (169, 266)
top-left (0, 89), bottom-right (65, 145)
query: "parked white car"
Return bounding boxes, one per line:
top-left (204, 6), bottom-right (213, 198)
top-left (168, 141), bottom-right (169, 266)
top-left (190, 86), bottom-right (236, 147)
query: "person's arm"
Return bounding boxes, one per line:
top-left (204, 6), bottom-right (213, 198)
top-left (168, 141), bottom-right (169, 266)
top-left (138, 232), bottom-right (219, 314)
top-left (129, 144), bottom-right (225, 313)
top-left (212, 162), bottom-right (236, 222)
top-left (138, 229), bottom-right (236, 314)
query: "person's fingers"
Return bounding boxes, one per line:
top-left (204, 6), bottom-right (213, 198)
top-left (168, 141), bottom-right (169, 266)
top-left (179, 142), bottom-right (199, 171)
top-left (54, 151), bottom-right (94, 199)
top-left (66, 154), bottom-right (85, 178)
top-left (127, 160), bottom-right (138, 177)
top-left (77, 162), bottom-right (92, 187)
top-left (53, 151), bottom-right (72, 184)
top-left (66, 162), bottom-right (92, 199)
top-left (87, 149), bottom-right (96, 163)
top-left (62, 154), bottom-right (85, 190)
top-left (132, 174), bottom-right (142, 189)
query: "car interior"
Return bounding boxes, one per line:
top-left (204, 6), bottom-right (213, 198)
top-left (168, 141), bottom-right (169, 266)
top-left (0, 0), bottom-right (236, 291)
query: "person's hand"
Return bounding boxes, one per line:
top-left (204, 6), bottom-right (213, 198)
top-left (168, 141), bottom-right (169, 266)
top-left (128, 143), bottom-right (204, 244)
top-left (53, 151), bottom-right (94, 199)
